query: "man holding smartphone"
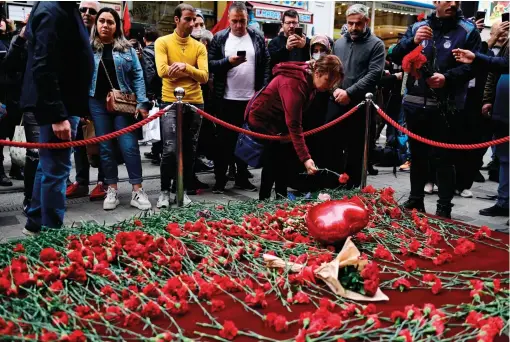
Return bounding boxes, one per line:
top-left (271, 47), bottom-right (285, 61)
top-left (208, 1), bottom-right (270, 193)
top-left (391, 1), bottom-right (481, 219)
top-left (268, 9), bottom-right (310, 72)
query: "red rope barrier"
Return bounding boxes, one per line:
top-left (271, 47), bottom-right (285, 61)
top-left (0, 106), bottom-right (171, 149)
top-left (190, 102), bottom-right (363, 141)
top-left (374, 104), bottom-right (510, 149)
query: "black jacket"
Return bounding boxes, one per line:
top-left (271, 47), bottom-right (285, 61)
top-left (20, 1), bottom-right (94, 125)
top-left (141, 43), bottom-right (162, 101)
top-left (391, 10), bottom-right (481, 109)
top-left (209, 27), bottom-right (270, 102)
top-left (268, 32), bottom-right (310, 72)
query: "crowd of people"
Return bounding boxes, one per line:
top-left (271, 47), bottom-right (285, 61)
top-left (0, 1), bottom-right (507, 236)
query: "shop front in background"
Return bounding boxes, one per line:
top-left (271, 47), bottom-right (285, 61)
top-left (333, 1), bottom-right (434, 48)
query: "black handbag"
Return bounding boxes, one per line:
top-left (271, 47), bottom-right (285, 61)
top-left (234, 123), bottom-right (265, 168)
top-left (234, 87), bottom-right (267, 168)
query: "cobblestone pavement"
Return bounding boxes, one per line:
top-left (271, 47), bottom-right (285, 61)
top-left (0, 144), bottom-right (507, 243)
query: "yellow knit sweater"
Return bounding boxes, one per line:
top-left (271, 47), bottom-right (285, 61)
top-left (155, 32), bottom-right (208, 104)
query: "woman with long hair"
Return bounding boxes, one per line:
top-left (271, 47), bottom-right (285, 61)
top-left (246, 55), bottom-right (344, 200)
top-left (89, 7), bottom-right (152, 210)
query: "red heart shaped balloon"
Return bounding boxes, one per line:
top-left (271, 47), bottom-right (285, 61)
top-left (306, 199), bottom-right (369, 244)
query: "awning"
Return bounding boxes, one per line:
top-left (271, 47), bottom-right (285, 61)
top-left (247, 1), bottom-right (313, 24)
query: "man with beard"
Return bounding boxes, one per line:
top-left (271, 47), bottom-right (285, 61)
top-left (325, 4), bottom-right (385, 188)
top-left (391, 1), bottom-right (481, 218)
top-left (154, 3), bottom-right (208, 208)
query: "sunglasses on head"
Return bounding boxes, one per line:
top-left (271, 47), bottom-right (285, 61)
top-left (79, 7), bottom-right (98, 16)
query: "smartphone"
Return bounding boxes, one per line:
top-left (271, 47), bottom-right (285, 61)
top-left (476, 10), bottom-right (486, 22)
top-left (237, 50), bottom-right (246, 58)
top-left (294, 27), bottom-right (303, 36)
top-left (503, 12), bottom-right (509, 22)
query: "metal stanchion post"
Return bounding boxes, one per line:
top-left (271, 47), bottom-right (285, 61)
top-left (361, 92), bottom-right (373, 189)
top-left (174, 87), bottom-right (185, 207)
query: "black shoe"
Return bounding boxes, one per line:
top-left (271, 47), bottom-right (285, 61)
top-left (9, 167), bottom-right (24, 180)
top-left (402, 198), bottom-right (425, 213)
top-left (195, 158), bottom-right (214, 172)
top-left (479, 205), bottom-right (509, 217)
top-left (22, 198), bottom-right (30, 217)
top-left (0, 173), bottom-right (12, 186)
top-left (151, 158), bottom-right (161, 165)
top-left (234, 179), bottom-right (257, 192)
top-left (436, 203), bottom-right (453, 219)
top-left (238, 170), bottom-right (254, 179)
top-left (488, 169), bottom-right (499, 182)
top-left (481, 160), bottom-right (494, 171)
top-left (144, 152), bottom-right (158, 160)
top-left (227, 165), bottom-right (236, 181)
top-left (473, 171), bottom-right (485, 183)
top-left (212, 182), bottom-right (225, 194)
top-left (368, 165), bottom-right (379, 176)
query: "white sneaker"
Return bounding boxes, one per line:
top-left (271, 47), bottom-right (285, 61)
top-left (103, 187), bottom-right (120, 210)
top-left (424, 182), bottom-right (434, 194)
top-left (131, 188), bottom-right (152, 210)
top-left (157, 191), bottom-right (171, 209)
top-left (22, 228), bottom-right (40, 237)
top-left (458, 189), bottom-right (473, 198)
top-left (174, 193), bottom-right (192, 206)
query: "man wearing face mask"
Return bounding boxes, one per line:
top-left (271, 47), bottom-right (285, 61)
top-left (208, 1), bottom-right (270, 194)
top-left (268, 9), bottom-right (310, 72)
top-left (325, 4), bottom-right (385, 188)
top-left (391, 1), bottom-right (481, 218)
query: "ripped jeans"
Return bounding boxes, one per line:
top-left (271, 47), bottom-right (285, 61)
top-left (159, 102), bottom-right (203, 191)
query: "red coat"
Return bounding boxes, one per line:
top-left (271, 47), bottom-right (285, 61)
top-left (247, 62), bottom-right (316, 163)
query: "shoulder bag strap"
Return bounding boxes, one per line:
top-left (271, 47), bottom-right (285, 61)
top-left (100, 57), bottom-right (116, 90)
top-left (244, 85), bottom-right (267, 120)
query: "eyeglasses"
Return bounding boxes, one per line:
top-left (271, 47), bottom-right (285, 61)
top-left (79, 7), bottom-right (98, 16)
top-left (284, 21), bottom-right (299, 26)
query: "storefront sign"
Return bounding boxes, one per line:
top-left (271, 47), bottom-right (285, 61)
top-left (378, 2), bottom-right (421, 14)
top-left (255, 8), bottom-right (282, 21)
top-left (254, 8), bottom-right (313, 24)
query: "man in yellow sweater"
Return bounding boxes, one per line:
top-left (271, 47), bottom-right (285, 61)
top-left (154, 3), bottom-right (208, 208)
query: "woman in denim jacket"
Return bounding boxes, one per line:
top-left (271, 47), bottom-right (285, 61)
top-left (89, 7), bottom-right (152, 210)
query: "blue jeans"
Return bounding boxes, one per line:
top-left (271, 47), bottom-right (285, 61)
top-left (89, 98), bottom-right (143, 185)
top-left (25, 116), bottom-right (80, 231)
top-left (496, 140), bottom-right (509, 208)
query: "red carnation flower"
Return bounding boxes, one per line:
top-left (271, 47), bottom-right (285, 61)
top-left (431, 278), bottom-right (442, 295)
top-left (211, 299), bottom-right (226, 313)
top-left (361, 185), bottom-right (376, 194)
top-left (13, 244), bottom-right (24, 253)
top-left (432, 252), bottom-right (452, 265)
top-left (390, 207), bottom-right (402, 219)
top-left (402, 45), bottom-right (427, 78)
top-left (363, 304), bottom-right (377, 316)
top-left (404, 259), bottom-right (417, 272)
top-left (393, 278), bottom-right (411, 292)
top-left (123, 313), bottom-right (142, 327)
top-left (363, 279), bottom-right (379, 297)
top-left (374, 244), bottom-right (393, 261)
top-left (245, 288), bottom-right (268, 308)
top-left (454, 238), bottom-right (476, 256)
top-left (422, 274), bottom-right (437, 283)
top-left (292, 291), bottom-right (310, 304)
top-left (166, 223), bottom-right (181, 236)
top-left (431, 317), bottom-right (445, 336)
top-left (319, 298), bottom-right (335, 311)
top-left (366, 314), bottom-right (381, 329)
top-left (61, 330), bottom-right (87, 342)
top-left (399, 329), bottom-right (413, 342)
top-left (408, 239), bottom-right (421, 253)
top-left (338, 173), bottom-right (349, 184)
top-left (141, 300), bottom-right (162, 318)
top-left (52, 311), bottom-right (69, 326)
top-left (219, 320), bottom-right (238, 340)
top-left (474, 225), bottom-right (492, 240)
top-left (40, 331), bottom-right (59, 342)
top-left (465, 311), bottom-right (484, 328)
top-left (40, 248), bottom-right (60, 262)
top-left (273, 315), bottom-right (289, 332)
top-left (421, 247), bottom-right (435, 257)
top-left (49, 280), bottom-right (64, 293)
top-left (391, 310), bottom-right (406, 323)
top-left (133, 219), bottom-right (143, 227)
top-left (493, 279), bottom-right (501, 293)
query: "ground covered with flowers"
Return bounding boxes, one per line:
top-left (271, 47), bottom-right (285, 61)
top-left (0, 187), bottom-right (508, 341)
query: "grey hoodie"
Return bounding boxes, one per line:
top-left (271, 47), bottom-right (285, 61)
top-left (333, 28), bottom-right (385, 103)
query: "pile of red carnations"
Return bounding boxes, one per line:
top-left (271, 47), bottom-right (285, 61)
top-left (0, 187), bottom-right (507, 341)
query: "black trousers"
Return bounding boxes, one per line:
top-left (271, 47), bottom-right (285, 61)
top-left (325, 99), bottom-right (368, 188)
top-left (74, 121), bottom-right (104, 185)
top-left (259, 141), bottom-right (293, 200)
top-left (404, 103), bottom-right (455, 206)
top-left (213, 99), bottom-right (249, 184)
top-left (160, 102), bottom-right (203, 191)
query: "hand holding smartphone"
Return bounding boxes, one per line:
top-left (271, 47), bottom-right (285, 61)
top-left (502, 12), bottom-right (509, 22)
top-left (294, 27), bottom-right (303, 36)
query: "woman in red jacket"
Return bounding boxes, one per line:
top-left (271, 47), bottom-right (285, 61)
top-left (247, 55), bottom-right (343, 200)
